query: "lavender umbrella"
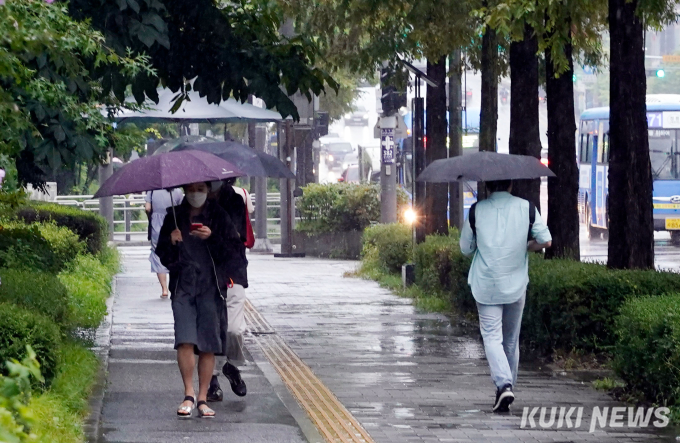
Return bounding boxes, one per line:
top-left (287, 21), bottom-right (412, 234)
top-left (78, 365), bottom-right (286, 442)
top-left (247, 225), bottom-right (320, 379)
top-left (94, 150), bottom-right (244, 198)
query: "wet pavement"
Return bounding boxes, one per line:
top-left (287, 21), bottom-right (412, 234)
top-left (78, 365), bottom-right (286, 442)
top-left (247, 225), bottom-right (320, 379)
top-left (246, 253), bottom-right (678, 442)
top-left (98, 247), bottom-right (308, 443)
top-left (101, 246), bottom-right (679, 443)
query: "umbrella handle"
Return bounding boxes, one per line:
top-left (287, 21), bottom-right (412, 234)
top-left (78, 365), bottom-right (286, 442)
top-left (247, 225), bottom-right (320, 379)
top-left (167, 188), bottom-right (179, 230)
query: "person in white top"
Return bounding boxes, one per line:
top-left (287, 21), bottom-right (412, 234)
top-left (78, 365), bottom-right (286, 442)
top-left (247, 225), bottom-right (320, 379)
top-left (206, 178), bottom-right (252, 401)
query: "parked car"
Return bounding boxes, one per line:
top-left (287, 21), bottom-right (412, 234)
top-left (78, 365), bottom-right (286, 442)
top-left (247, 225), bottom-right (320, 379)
top-left (344, 106), bottom-right (369, 126)
top-left (322, 141), bottom-right (354, 169)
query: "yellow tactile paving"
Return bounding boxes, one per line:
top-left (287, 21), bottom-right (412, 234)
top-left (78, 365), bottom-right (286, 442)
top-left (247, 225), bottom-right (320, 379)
top-left (245, 300), bottom-right (375, 443)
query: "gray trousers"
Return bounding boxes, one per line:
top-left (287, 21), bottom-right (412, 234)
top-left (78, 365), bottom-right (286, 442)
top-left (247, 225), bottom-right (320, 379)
top-left (476, 292), bottom-right (526, 389)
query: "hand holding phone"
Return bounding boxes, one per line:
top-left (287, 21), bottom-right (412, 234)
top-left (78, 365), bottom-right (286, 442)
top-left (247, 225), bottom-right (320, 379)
top-left (190, 223), bottom-right (203, 232)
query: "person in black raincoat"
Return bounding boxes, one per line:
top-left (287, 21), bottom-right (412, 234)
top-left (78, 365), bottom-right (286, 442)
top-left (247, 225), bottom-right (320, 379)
top-left (206, 178), bottom-right (249, 401)
top-left (156, 181), bottom-right (244, 419)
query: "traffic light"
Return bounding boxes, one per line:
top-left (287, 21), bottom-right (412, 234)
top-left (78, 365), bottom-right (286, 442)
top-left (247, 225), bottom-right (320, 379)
top-left (313, 111), bottom-right (329, 138)
top-left (380, 66), bottom-right (407, 116)
top-left (646, 68), bottom-right (667, 78)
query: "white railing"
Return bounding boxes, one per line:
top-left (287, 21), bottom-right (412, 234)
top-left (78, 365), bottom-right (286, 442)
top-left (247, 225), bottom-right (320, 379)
top-left (53, 193), bottom-right (285, 241)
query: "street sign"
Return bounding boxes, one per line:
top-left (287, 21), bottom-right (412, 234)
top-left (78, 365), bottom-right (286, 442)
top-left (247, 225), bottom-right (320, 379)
top-left (381, 128), bottom-right (395, 164)
top-left (663, 55), bottom-right (680, 63)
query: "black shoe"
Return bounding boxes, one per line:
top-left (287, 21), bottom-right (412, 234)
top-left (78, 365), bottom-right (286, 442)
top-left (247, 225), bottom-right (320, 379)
top-left (207, 375), bottom-right (223, 402)
top-left (222, 362), bottom-right (247, 397)
top-left (493, 384), bottom-right (514, 412)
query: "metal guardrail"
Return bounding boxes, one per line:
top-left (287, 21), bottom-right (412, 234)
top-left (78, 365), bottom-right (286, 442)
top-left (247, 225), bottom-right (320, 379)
top-left (53, 193), bottom-right (285, 240)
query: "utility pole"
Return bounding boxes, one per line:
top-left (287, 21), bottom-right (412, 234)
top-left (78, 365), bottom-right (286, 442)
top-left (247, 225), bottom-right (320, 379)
top-left (378, 64), bottom-right (406, 223)
top-left (252, 123), bottom-right (273, 252)
top-left (276, 17), bottom-right (304, 258)
top-left (449, 50), bottom-right (464, 229)
top-left (276, 120), bottom-right (301, 257)
top-left (98, 149), bottom-right (114, 241)
top-left (380, 115), bottom-right (397, 223)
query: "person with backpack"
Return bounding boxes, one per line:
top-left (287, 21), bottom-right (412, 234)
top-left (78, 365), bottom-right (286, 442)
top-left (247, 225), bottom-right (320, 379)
top-left (459, 180), bottom-right (552, 413)
top-left (206, 178), bottom-right (252, 401)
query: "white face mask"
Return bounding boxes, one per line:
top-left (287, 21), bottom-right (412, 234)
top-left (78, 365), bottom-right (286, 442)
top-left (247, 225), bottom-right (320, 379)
top-left (211, 180), bottom-right (223, 191)
top-left (186, 192), bottom-right (208, 208)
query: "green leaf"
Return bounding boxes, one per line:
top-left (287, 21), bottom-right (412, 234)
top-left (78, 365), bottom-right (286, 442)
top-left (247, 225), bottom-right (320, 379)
top-left (142, 12), bottom-right (168, 34)
top-left (117, 0), bottom-right (128, 11)
top-left (127, 0), bottom-right (141, 14)
top-left (53, 126), bottom-right (66, 143)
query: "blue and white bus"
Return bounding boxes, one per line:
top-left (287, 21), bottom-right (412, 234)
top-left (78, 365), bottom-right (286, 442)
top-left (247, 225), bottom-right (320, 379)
top-left (579, 94), bottom-right (680, 242)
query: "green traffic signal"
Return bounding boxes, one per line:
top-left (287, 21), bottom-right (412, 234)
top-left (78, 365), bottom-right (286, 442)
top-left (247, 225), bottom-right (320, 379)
top-left (657, 69), bottom-right (666, 78)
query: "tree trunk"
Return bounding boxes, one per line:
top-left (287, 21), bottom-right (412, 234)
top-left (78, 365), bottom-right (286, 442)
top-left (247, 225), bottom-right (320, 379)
top-left (425, 57), bottom-right (449, 235)
top-left (608, 0), bottom-right (654, 269)
top-left (509, 25), bottom-right (542, 209)
top-left (545, 35), bottom-right (580, 260)
top-left (478, 26), bottom-right (499, 201)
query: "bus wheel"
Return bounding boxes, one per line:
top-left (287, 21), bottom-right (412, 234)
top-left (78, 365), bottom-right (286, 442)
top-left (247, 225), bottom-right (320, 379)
top-left (671, 231), bottom-right (680, 246)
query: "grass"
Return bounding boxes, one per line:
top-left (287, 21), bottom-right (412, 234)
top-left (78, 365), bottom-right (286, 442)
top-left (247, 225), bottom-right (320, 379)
top-left (58, 249), bottom-right (120, 329)
top-left (350, 260), bottom-right (452, 313)
top-left (28, 342), bottom-right (100, 443)
top-left (592, 377), bottom-right (625, 391)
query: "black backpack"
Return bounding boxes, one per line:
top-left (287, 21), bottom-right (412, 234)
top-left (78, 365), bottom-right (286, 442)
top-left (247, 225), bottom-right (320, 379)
top-left (469, 199), bottom-right (536, 241)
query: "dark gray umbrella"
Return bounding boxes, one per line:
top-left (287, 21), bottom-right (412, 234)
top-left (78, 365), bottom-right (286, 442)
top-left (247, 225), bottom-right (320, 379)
top-left (162, 140), bottom-right (296, 179)
top-left (94, 150), bottom-right (244, 198)
top-left (416, 151), bottom-right (555, 182)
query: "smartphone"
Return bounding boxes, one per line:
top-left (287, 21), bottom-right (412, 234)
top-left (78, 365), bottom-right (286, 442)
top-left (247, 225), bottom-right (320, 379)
top-left (190, 223), bottom-right (203, 232)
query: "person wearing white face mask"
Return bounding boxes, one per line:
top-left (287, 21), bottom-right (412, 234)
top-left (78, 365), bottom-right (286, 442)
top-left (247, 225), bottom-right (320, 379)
top-left (155, 181), bottom-right (244, 419)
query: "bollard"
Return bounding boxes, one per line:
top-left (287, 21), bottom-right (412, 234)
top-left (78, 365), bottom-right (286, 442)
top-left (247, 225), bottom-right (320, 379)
top-left (402, 263), bottom-right (415, 288)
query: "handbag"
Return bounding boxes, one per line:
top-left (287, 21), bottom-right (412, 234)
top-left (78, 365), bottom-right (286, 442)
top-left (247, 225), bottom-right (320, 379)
top-left (241, 188), bottom-right (255, 249)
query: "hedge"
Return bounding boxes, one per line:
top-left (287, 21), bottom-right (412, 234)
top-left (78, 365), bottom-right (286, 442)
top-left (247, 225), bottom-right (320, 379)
top-left (614, 294), bottom-right (680, 408)
top-left (297, 183), bottom-right (409, 234)
top-left (0, 304), bottom-right (61, 386)
top-left (361, 223), bottom-right (413, 274)
top-left (17, 203), bottom-right (108, 255)
top-left (360, 225), bottom-right (680, 354)
top-left (0, 269), bottom-right (71, 327)
top-left (0, 224), bottom-right (60, 273)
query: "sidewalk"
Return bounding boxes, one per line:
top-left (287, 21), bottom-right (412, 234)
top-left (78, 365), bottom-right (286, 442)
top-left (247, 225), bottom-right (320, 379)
top-left (97, 247), bottom-right (309, 443)
top-left (97, 247), bottom-right (678, 443)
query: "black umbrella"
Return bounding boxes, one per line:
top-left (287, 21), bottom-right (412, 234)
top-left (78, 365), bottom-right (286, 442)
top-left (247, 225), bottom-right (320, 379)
top-left (416, 151), bottom-right (555, 183)
top-left (160, 140), bottom-right (295, 179)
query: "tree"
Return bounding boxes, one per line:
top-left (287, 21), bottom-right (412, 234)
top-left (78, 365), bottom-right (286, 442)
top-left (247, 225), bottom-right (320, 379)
top-left (69, 0), bottom-right (339, 121)
top-left (545, 35), bottom-right (580, 260)
top-left (607, 0), bottom-right (652, 269)
top-left (477, 22), bottom-right (500, 201)
top-left (481, 0), bottom-right (606, 259)
top-left (509, 25), bottom-right (542, 209)
top-left (0, 0), bottom-right (152, 187)
top-left (280, 0), bottom-right (476, 231)
top-left (425, 57), bottom-right (448, 235)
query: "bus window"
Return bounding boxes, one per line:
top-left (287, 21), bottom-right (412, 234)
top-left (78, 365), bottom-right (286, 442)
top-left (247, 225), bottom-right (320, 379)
top-left (602, 133), bottom-right (610, 163)
top-left (650, 129), bottom-right (678, 180)
top-left (598, 120), bottom-right (610, 164)
top-left (580, 133), bottom-right (590, 163)
top-left (580, 120), bottom-right (596, 163)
